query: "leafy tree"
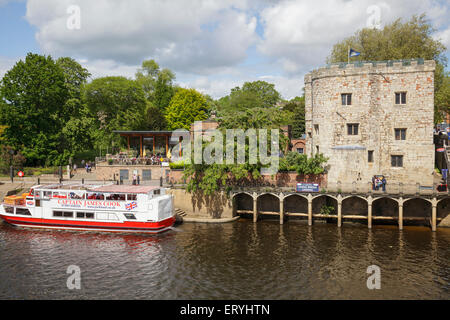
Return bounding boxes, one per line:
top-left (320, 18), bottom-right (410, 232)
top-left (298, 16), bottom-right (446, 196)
top-left (56, 57), bottom-right (93, 156)
top-left (282, 96), bottom-right (305, 139)
top-left (144, 102), bottom-right (167, 131)
top-left (0, 145), bottom-right (26, 173)
top-left (135, 59), bottom-right (176, 112)
top-left (165, 88), bottom-right (209, 130)
top-left (83, 76), bottom-right (147, 149)
top-left (279, 152), bottom-right (328, 175)
top-left (218, 80), bottom-right (281, 114)
top-left (327, 14), bottom-right (448, 122)
top-left (0, 53), bottom-right (68, 166)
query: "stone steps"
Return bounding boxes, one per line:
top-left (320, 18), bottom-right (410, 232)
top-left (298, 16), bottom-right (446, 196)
top-left (175, 208), bottom-right (187, 217)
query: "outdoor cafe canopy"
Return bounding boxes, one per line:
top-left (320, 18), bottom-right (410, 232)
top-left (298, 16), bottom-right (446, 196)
top-left (114, 131), bottom-right (176, 158)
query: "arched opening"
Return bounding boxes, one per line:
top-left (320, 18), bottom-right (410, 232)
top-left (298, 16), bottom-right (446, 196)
top-left (372, 197), bottom-right (398, 218)
top-left (312, 195), bottom-right (338, 220)
top-left (234, 193), bottom-right (253, 215)
top-left (342, 196), bottom-right (368, 219)
top-left (437, 198), bottom-right (450, 225)
top-left (284, 194), bottom-right (308, 220)
top-left (403, 198), bottom-right (431, 226)
top-left (257, 193), bottom-right (280, 215)
top-left (284, 194), bottom-right (308, 214)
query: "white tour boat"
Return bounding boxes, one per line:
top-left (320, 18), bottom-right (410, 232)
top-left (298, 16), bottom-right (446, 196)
top-left (0, 184), bottom-right (175, 234)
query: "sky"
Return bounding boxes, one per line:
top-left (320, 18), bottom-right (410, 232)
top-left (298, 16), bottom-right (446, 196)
top-left (0, 0), bottom-right (449, 100)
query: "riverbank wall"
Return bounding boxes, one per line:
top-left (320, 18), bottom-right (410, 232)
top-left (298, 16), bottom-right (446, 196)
top-left (167, 188), bottom-right (235, 222)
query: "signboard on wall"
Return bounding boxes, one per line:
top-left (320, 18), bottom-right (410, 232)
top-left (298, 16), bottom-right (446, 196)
top-left (296, 183), bottom-right (319, 193)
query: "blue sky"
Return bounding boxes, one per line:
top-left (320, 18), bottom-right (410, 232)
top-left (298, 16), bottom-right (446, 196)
top-left (0, 0), bottom-right (449, 99)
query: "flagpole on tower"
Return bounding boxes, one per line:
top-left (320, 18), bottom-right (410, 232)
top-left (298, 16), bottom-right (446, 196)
top-left (348, 45), bottom-right (350, 64)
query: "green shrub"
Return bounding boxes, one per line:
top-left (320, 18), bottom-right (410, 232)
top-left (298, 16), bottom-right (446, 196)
top-left (320, 205), bottom-right (335, 215)
top-left (169, 161), bottom-right (186, 170)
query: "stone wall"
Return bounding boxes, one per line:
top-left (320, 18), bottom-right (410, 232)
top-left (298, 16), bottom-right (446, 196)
top-left (167, 188), bottom-right (234, 219)
top-left (305, 60), bottom-right (436, 187)
top-left (95, 164), bottom-right (170, 182)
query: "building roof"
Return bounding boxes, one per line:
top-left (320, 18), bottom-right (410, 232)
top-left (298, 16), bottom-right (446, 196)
top-left (89, 185), bottom-right (160, 194)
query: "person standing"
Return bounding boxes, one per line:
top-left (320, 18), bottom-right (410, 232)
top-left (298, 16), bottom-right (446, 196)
top-left (132, 173), bottom-right (137, 185)
top-left (382, 176), bottom-right (386, 192)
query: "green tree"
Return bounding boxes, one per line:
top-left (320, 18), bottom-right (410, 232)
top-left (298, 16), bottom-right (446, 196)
top-left (327, 14), bottom-right (448, 122)
top-left (282, 96), bottom-right (305, 139)
top-left (165, 88), bottom-right (209, 130)
top-left (144, 102), bottom-right (167, 131)
top-left (218, 80), bottom-right (281, 114)
top-left (135, 59), bottom-right (176, 111)
top-left (83, 76), bottom-right (147, 149)
top-left (0, 53), bottom-right (69, 166)
top-left (56, 57), bottom-right (93, 155)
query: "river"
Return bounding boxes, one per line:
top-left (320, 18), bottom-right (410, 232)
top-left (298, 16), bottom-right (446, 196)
top-left (0, 220), bottom-right (449, 299)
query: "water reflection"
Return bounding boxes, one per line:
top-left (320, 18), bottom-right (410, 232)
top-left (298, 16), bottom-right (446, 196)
top-left (0, 221), bottom-right (449, 299)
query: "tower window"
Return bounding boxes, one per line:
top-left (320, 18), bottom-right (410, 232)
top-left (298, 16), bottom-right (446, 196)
top-left (341, 94), bottom-right (352, 105)
top-left (347, 123), bottom-right (359, 135)
top-left (395, 92), bottom-right (407, 105)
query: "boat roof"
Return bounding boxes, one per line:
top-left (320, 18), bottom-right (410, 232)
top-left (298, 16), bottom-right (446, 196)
top-left (32, 184), bottom-right (161, 194)
top-left (90, 185), bottom-right (160, 194)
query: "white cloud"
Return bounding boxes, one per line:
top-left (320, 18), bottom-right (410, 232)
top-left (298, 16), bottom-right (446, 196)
top-left (25, 0), bottom-right (258, 74)
top-left (0, 56), bottom-right (21, 79)
top-left (435, 27), bottom-right (450, 50)
top-left (259, 0), bottom-right (450, 75)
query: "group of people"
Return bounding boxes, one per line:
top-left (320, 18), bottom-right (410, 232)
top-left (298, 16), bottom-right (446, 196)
top-left (372, 175), bottom-right (387, 191)
top-left (132, 173), bottom-right (140, 185)
top-left (80, 160), bottom-right (93, 173)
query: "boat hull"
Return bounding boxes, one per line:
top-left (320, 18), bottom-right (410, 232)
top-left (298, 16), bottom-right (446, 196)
top-left (0, 214), bottom-right (176, 234)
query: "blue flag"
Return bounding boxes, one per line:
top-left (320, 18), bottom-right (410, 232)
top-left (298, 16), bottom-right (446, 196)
top-left (349, 48), bottom-right (361, 57)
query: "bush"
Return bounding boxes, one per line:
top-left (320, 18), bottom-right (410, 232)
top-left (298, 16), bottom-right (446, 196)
top-left (320, 205), bottom-right (335, 215)
top-left (279, 152), bottom-right (328, 175)
top-left (170, 161), bottom-right (186, 170)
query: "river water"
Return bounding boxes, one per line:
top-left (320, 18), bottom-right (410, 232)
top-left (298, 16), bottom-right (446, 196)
top-left (0, 219), bottom-right (449, 300)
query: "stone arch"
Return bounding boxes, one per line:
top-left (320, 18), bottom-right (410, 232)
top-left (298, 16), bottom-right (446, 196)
top-left (231, 192), bottom-right (254, 201)
top-left (284, 194), bottom-right (308, 214)
top-left (342, 196), bottom-right (368, 216)
top-left (403, 198), bottom-right (432, 218)
top-left (257, 193), bottom-right (280, 213)
top-left (312, 195), bottom-right (338, 215)
top-left (234, 193), bottom-right (254, 212)
top-left (437, 198), bottom-right (450, 221)
top-left (372, 197), bottom-right (399, 217)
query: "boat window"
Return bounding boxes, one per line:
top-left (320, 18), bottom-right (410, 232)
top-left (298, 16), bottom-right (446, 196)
top-left (16, 208), bottom-right (31, 216)
top-left (69, 191), bottom-right (84, 200)
top-left (124, 213), bottom-right (136, 220)
top-left (43, 191), bottom-right (52, 199)
top-left (127, 194), bottom-right (137, 201)
top-left (4, 206), bottom-right (14, 214)
top-left (87, 193), bottom-right (104, 200)
top-left (85, 212), bottom-right (94, 219)
top-left (63, 212), bottom-right (74, 218)
top-left (35, 199), bottom-right (41, 207)
top-left (96, 212), bottom-right (108, 220)
top-left (106, 193), bottom-right (125, 201)
top-left (153, 189), bottom-right (161, 195)
top-left (53, 192), bottom-right (67, 199)
top-left (76, 212), bottom-right (85, 218)
top-left (108, 213), bottom-right (118, 221)
top-left (53, 211), bottom-right (63, 217)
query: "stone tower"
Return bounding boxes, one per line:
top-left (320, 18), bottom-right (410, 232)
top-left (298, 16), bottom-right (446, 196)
top-left (304, 59), bottom-right (436, 188)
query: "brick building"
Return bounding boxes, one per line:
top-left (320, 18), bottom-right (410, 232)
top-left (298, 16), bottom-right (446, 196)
top-left (304, 59), bottom-right (436, 187)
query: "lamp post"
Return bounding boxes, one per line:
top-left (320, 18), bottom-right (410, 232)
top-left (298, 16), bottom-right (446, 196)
top-left (9, 149), bottom-right (14, 183)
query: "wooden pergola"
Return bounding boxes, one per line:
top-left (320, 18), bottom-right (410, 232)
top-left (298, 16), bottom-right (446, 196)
top-left (114, 131), bottom-right (174, 157)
